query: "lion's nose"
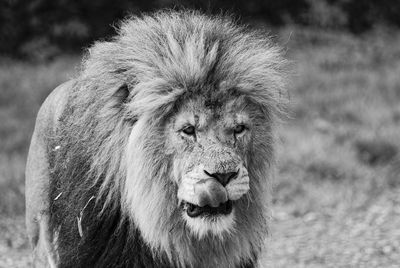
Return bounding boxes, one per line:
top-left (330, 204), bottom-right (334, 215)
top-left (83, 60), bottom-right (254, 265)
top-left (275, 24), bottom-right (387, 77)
top-left (204, 170), bottom-right (238, 186)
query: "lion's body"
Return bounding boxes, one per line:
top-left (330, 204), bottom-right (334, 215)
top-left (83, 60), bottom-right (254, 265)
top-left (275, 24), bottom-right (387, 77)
top-left (26, 11), bottom-right (287, 268)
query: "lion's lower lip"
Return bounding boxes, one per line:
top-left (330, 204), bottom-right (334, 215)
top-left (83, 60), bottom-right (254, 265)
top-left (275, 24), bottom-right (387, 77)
top-left (184, 200), bottom-right (233, 218)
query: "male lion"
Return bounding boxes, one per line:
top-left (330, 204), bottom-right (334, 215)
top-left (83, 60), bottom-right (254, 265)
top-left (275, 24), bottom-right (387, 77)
top-left (26, 11), bottom-right (287, 268)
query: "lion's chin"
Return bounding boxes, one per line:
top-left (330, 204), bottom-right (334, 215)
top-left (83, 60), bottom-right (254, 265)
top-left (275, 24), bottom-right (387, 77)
top-left (182, 204), bottom-right (236, 239)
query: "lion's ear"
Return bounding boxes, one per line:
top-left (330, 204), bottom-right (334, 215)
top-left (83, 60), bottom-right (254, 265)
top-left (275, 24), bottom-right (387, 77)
top-left (112, 84), bottom-right (130, 104)
top-left (108, 84), bottom-right (132, 113)
top-left (109, 84), bottom-right (137, 123)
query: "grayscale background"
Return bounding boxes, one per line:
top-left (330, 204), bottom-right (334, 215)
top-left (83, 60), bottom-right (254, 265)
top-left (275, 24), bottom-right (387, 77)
top-left (1, 1), bottom-right (399, 267)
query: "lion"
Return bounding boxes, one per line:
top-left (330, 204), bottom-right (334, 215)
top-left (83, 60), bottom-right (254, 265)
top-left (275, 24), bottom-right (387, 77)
top-left (25, 11), bottom-right (287, 268)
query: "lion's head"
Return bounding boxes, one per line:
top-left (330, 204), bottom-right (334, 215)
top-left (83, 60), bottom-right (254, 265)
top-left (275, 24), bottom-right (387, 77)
top-left (48, 11), bottom-right (287, 268)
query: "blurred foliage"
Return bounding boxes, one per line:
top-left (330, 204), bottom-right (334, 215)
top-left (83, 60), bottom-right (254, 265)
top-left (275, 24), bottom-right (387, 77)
top-left (1, 0), bottom-right (400, 58)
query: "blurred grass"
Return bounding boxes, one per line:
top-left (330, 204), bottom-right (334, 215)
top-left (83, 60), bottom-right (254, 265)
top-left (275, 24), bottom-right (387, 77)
top-left (0, 56), bottom-right (79, 215)
top-left (273, 27), bottom-right (400, 218)
top-left (0, 26), bottom-right (399, 246)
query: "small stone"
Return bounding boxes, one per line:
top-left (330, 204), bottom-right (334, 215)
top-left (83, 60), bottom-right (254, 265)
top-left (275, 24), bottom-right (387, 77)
top-left (382, 245), bottom-right (392, 255)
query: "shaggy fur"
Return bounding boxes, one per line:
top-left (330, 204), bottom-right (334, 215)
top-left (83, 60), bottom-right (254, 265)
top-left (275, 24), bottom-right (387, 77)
top-left (45, 10), bottom-right (287, 268)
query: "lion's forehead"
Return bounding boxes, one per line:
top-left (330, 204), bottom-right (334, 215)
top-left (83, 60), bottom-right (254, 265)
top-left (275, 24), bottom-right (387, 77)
top-left (174, 95), bottom-right (251, 128)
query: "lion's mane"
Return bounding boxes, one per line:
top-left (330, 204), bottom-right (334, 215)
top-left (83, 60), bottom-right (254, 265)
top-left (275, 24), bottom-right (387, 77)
top-left (48, 11), bottom-right (287, 268)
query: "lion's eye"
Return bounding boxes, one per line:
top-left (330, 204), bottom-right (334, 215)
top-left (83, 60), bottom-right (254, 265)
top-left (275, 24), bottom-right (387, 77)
top-left (234, 124), bottom-right (246, 135)
top-left (182, 125), bottom-right (196, 136)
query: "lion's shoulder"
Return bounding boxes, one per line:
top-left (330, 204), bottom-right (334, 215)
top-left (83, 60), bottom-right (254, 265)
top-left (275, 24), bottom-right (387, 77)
top-left (35, 80), bottom-right (75, 136)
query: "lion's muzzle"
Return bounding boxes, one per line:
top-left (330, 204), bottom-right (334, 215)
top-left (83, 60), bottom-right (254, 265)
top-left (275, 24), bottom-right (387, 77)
top-left (178, 164), bottom-right (250, 217)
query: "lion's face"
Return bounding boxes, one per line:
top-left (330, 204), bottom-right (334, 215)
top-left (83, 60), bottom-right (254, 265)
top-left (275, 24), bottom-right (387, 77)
top-left (165, 94), bottom-right (258, 237)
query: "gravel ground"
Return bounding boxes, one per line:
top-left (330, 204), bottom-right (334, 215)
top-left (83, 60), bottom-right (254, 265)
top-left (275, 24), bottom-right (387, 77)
top-left (1, 189), bottom-right (399, 268)
top-left (265, 188), bottom-right (400, 267)
top-left (0, 217), bottom-right (31, 268)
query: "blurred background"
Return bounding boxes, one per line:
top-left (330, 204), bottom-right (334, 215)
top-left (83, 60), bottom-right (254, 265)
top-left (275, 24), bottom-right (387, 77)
top-left (1, 0), bottom-right (400, 267)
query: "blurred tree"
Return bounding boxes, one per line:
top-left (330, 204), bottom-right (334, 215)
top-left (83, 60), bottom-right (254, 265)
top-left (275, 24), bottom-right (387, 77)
top-left (1, 0), bottom-right (399, 59)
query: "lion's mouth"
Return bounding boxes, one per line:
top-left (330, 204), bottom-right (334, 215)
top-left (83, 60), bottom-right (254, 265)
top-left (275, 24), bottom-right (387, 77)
top-left (183, 200), bottom-right (233, 218)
